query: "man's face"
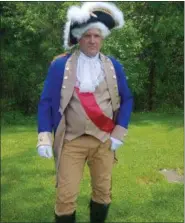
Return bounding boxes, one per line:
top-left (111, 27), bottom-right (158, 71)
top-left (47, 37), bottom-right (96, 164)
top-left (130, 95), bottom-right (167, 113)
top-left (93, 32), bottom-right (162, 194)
top-left (78, 28), bottom-right (103, 57)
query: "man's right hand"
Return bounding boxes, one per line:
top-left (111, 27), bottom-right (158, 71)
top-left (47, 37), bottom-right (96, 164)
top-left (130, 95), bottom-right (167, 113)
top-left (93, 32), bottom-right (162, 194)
top-left (37, 145), bottom-right (53, 158)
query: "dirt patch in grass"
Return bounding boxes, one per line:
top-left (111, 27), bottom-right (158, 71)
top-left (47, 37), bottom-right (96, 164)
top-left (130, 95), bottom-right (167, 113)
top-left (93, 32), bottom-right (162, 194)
top-left (159, 169), bottom-right (184, 183)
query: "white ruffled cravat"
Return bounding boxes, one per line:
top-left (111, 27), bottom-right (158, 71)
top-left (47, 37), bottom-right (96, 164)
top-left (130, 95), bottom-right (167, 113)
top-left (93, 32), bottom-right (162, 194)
top-left (76, 51), bottom-right (105, 93)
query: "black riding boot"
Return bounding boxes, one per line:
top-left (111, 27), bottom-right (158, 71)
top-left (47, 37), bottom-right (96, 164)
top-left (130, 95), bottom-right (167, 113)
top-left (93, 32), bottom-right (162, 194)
top-left (55, 211), bottom-right (76, 223)
top-left (90, 199), bottom-right (110, 223)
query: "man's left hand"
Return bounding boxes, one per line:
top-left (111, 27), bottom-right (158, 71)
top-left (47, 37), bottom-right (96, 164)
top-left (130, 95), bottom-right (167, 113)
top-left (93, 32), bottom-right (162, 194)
top-left (110, 137), bottom-right (123, 151)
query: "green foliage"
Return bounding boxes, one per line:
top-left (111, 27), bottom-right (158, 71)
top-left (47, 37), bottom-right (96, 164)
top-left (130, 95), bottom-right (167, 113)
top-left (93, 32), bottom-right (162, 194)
top-left (1, 2), bottom-right (69, 114)
top-left (1, 2), bottom-right (184, 113)
top-left (130, 2), bottom-right (184, 111)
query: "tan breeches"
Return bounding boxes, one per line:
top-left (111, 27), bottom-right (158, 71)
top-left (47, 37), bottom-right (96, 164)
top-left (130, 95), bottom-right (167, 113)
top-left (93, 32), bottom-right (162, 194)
top-left (55, 135), bottom-right (115, 216)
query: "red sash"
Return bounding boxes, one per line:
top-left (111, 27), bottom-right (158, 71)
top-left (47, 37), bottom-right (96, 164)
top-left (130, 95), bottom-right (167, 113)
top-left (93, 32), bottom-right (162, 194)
top-left (75, 87), bottom-right (115, 133)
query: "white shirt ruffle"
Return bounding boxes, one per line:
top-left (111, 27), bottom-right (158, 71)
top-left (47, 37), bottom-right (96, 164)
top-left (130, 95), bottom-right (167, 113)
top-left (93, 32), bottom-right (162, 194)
top-left (76, 51), bottom-right (105, 93)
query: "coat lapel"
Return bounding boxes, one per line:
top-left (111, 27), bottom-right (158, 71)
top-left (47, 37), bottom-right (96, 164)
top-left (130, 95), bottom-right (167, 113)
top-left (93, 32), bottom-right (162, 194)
top-left (60, 51), bottom-right (79, 114)
top-left (100, 53), bottom-right (120, 112)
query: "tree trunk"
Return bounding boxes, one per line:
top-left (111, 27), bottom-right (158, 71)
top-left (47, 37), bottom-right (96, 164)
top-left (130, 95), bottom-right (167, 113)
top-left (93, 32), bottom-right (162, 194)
top-left (148, 60), bottom-right (155, 111)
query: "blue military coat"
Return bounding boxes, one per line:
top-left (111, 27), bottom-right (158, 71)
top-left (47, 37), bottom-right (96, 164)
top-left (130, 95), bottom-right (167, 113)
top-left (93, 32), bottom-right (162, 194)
top-left (38, 53), bottom-right (133, 137)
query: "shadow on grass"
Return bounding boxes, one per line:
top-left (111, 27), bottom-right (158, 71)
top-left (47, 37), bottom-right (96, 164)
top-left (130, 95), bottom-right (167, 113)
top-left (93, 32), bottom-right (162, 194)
top-left (130, 112), bottom-right (183, 129)
top-left (2, 112), bottom-right (183, 136)
top-left (1, 125), bottom-right (37, 135)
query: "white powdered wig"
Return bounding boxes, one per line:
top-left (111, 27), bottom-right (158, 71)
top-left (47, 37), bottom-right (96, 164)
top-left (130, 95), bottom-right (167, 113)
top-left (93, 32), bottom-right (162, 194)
top-left (82, 2), bottom-right (125, 28)
top-left (71, 22), bottom-right (111, 40)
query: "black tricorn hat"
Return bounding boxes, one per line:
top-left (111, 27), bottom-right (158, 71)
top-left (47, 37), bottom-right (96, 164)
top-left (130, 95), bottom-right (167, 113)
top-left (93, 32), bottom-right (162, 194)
top-left (64, 2), bottom-right (124, 49)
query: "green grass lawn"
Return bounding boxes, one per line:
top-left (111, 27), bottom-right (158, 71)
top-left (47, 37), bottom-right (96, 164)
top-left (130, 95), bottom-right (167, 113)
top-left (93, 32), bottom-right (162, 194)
top-left (1, 112), bottom-right (184, 222)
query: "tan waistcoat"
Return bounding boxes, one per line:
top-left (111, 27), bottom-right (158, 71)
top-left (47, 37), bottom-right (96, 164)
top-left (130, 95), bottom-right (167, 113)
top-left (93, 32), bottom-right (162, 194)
top-left (65, 80), bottom-right (113, 142)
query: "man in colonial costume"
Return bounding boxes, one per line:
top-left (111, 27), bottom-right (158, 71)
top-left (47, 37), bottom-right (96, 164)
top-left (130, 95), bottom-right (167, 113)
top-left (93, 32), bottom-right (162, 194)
top-left (37, 2), bottom-right (133, 223)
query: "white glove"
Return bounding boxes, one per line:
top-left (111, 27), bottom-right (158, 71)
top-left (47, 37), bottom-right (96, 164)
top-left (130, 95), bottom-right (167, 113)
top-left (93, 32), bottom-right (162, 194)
top-left (110, 137), bottom-right (123, 151)
top-left (38, 145), bottom-right (53, 158)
